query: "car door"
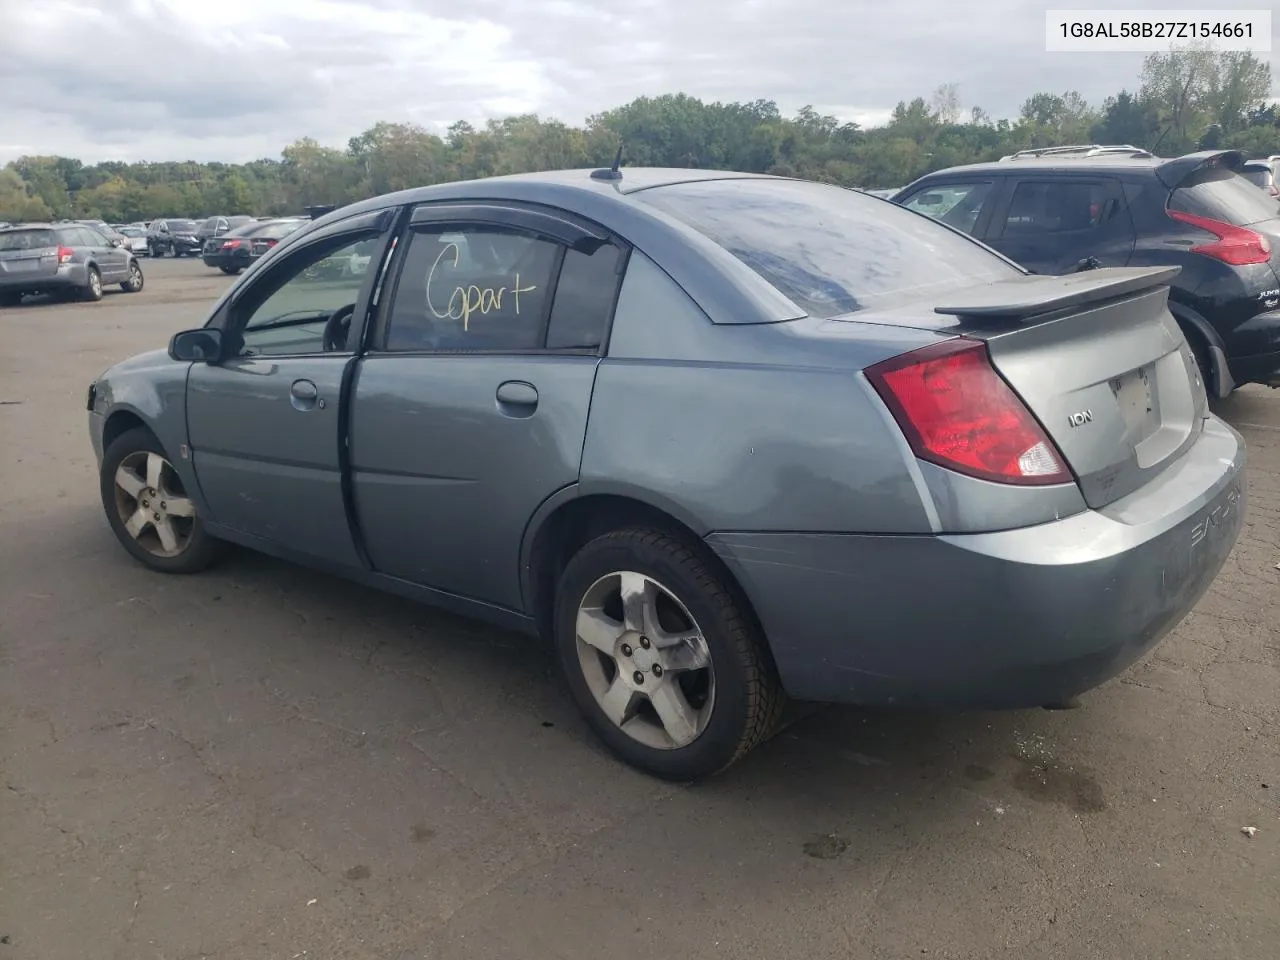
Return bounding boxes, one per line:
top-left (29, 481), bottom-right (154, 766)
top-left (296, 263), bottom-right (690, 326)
top-left (184, 207), bottom-right (399, 566)
top-left (984, 176), bottom-right (1135, 274)
top-left (895, 179), bottom-right (1001, 239)
top-left (76, 227), bottom-right (127, 281)
top-left (349, 203), bottom-right (626, 611)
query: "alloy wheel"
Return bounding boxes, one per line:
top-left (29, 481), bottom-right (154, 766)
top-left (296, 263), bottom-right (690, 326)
top-left (113, 451), bottom-right (197, 557)
top-left (575, 571), bottom-right (715, 750)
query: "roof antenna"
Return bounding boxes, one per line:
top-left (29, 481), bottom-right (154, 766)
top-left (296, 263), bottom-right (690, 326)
top-left (590, 142), bottom-right (625, 181)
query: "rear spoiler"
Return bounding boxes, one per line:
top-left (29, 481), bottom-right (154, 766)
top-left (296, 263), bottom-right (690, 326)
top-left (934, 266), bottom-right (1181, 322)
top-left (1155, 150), bottom-right (1244, 189)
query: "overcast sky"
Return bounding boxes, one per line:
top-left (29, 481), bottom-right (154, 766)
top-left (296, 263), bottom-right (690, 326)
top-left (0, 0), bottom-right (1275, 164)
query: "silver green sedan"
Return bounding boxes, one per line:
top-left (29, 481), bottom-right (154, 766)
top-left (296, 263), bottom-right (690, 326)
top-left (86, 168), bottom-right (1245, 779)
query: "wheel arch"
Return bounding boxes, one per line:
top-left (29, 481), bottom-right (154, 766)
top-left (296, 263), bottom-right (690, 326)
top-left (521, 490), bottom-right (765, 648)
top-left (101, 407), bottom-right (156, 454)
top-left (1166, 298), bottom-right (1234, 397)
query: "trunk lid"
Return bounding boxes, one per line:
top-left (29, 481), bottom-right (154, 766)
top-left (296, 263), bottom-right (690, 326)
top-left (0, 246), bottom-right (59, 277)
top-left (843, 266), bottom-right (1206, 509)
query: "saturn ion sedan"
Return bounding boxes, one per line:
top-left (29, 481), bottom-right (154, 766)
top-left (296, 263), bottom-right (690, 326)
top-left (86, 168), bottom-right (1246, 780)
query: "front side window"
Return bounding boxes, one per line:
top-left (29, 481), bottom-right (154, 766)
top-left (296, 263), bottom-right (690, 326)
top-left (233, 235), bottom-right (382, 357)
top-left (383, 225), bottom-right (559, 352)
top-left (901, 181), bottom-right (995, 234)
top-left (1001, 180), bottom-right (1118, 236)
top-left (633, 177), bottom-right (1020, 320)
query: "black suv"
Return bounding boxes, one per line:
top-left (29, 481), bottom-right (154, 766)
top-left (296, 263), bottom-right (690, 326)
top-left (147, 218), bottom-right (201, 257)
top-left (891, 148), bottom-right (1280, 396)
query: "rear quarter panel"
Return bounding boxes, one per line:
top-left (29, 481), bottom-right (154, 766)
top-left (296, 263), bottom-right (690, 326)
top-left (579, 251), bottom-right (939, 535)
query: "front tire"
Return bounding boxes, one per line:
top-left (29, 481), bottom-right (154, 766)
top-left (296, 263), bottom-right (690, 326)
top-left (120, 261), bottom-right (144, 293)
top-left (553, 526), bottom-right (785, 781)
top-left (100, 427), bottom-right (224, 574)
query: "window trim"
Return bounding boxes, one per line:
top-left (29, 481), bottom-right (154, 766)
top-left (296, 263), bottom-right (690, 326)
top-left (369, 202), bottom-right (629, 358)
top-left (205, 207), bottom-right (400, 362)
top-left (896, 178), bottom-right (1001, 238)
top-left (987, 175), bottom-right (1130, 242)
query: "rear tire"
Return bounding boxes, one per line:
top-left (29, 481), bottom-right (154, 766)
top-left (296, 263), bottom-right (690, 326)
top-left (83, 267), bottom-right (103, 302)
top-left (100, 427), bottom-right (224, 574)
top-left (553, 526), bottom-right (785, 781)
top-left (220, 266), bottom-right (241, 275)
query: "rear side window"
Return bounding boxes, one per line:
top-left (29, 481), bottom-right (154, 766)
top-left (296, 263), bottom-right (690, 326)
top-left (1170, 166), bottom-right (1279, 225)
top-left (0, 229), bottom-right (57, 251)
top-left (633, 178), bottom-right (1020, 319)
top-left (545, 243), bottom-right (624, 350)
top-left (1001, 180), bottom-right (1120, 235)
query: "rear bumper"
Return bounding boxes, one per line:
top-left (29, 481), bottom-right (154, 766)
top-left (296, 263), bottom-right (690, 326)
top-left (201, 250), bottom-right (247, 269)
top-left (0, 264), bottom-right (87, 293)
top-left (709, 417), bottom-right (1247, 709)
top-left (1227, 350), bottom-right (1280, 386)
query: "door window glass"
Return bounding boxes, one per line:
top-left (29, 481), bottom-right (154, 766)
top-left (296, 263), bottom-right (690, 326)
top-left (901, 181), bottom-right (994, 234)
top-left (384, 225), bottom-right (559, 352)
top-left (1002, 181), bottom-right (1116, 235)
top-left (235, 235), bottom-right (382, 357)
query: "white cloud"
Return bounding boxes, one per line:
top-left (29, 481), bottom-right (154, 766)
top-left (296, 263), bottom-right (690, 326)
top-left (0, 0), bottom-right (1274, 163)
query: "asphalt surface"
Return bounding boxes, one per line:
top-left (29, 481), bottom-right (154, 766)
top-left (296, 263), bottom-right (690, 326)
top-left (1, 256), bottom-right (1278, 960)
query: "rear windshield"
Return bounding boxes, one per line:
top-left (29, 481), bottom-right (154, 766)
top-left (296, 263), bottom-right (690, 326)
top-left (632, 178), bottom-right (1020, 318)
top-left (119, 227), bottom-right (144, 237)
top-left (1241, 167), bottom-right (1275, 188)
top-left (0, 229), bottom-right (57, 251)
top-left (1169, 166), bottom-right (1278, 225)
top-left (251, 220), bottom-right (305, 239)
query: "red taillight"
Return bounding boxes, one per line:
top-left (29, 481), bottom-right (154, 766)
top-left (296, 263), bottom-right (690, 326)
top-left (264, 238), bottom-right (278, 247)
top-left (221, 239), bottom-right (241, 249)
top-left (57, 246), bottom-right (74, 264)
top-left (1167, 208), bottom-right (1272, 265)
top-left (866, 338), bottom-right (1072, 486)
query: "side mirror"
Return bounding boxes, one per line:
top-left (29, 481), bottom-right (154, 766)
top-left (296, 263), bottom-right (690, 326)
top-left (109, 237), bottom-right (123, 247)
top-left (169, 328), bottom-right (224, 363)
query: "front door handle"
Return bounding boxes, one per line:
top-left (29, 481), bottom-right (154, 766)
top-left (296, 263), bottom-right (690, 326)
top-left (496, 380), bottom-right (538, 416)
top-left (290, 378), bottom-right (319, 410)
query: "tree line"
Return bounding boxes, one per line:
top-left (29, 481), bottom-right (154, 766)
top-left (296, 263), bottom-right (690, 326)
top-left (1, 47), bottom-right (1276, 224)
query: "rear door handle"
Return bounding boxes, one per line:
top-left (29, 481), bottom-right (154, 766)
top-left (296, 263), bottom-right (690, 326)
top-left (496, 380), bottom-right (538, 413)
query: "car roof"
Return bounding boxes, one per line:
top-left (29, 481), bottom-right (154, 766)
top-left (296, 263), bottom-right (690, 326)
top-left (213, 167), bottom-right (814, 329)
top-left (917, 156), bottom-right (1166, 177)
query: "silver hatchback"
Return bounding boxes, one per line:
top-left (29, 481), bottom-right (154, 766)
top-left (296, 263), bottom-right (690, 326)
top-left (0, 222), bottom-right (144, 306)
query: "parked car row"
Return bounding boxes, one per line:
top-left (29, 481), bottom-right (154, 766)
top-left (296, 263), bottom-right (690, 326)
top-left (889, 147), bottom-right (1280, 397)
top-left (200, 217), bottom-right (309, 274)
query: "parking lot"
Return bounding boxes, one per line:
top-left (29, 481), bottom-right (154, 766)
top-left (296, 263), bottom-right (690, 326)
top-left (1, 255), bottom-right (1278, 959)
